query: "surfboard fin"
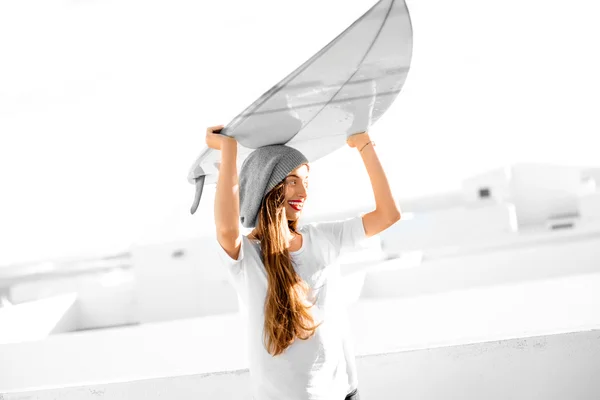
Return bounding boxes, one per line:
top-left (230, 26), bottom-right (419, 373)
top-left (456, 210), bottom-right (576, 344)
top-left (190, 175), bottom-right (206, 215)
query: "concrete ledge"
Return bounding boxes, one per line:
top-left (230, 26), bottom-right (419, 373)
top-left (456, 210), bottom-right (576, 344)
top-left (362, 232), bottom-right (600, 299)
top-left (3, 329), bottom-right (599, 400)
top-left (0, 293), bottom-right (78, 345)
top-left (2, 272), bottom-right (600, 393)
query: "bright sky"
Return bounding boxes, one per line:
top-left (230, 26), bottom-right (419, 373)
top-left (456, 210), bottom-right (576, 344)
top-left (1, 0), bottom-right (599, 266)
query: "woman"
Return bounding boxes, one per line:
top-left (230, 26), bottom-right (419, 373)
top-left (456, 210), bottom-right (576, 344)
top-left (208, 124), bottom-right (401, 400)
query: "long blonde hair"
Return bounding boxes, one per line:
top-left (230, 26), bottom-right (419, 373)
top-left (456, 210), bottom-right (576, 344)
top-left (248, 171), bottom-right (320, 356)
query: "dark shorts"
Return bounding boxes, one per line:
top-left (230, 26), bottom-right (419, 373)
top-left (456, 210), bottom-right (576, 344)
top-left (345, 388), bottom-right (360, 400)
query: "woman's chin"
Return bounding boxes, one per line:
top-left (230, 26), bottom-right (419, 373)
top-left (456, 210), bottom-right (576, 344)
top-left (286, 209), bottom-right (302, 220)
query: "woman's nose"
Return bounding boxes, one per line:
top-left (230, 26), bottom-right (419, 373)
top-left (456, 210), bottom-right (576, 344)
top-left (297, 185), bottom-right (307, 198)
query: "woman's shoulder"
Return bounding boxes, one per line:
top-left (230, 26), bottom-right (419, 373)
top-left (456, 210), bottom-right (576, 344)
top-left (298, 223), bottom-right (313, 234)
top-left (298, 222), bottom-right (323, 240)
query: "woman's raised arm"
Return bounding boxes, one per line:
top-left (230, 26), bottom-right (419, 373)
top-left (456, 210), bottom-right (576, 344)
top-left (207, 125), bottom-right (242, 260)
top-left (347, 132), bottom-right (401, 238)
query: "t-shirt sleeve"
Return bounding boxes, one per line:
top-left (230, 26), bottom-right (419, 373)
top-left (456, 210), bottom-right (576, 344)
top-left (309, 214), bottom-right (368, 258)
top-left (213, 234), bottom-right (246, 280)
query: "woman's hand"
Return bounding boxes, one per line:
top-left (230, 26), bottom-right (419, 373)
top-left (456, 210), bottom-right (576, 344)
top-left (205, 125), bottom-right (237, 150)
top-left (347, 131), bottom-right (370, 150)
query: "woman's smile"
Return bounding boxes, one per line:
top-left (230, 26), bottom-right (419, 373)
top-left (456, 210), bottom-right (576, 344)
top-left (288, 200), bottom-right (304, 211)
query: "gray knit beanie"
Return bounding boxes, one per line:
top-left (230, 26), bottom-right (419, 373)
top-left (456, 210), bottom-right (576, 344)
top-left (239, 145), bottom-right (309, 228)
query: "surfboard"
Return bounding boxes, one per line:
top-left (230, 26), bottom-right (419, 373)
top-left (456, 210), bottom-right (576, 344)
top-left (189, 0), bottom-right (413, 214)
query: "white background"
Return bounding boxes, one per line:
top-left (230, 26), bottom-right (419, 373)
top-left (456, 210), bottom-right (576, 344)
top-left (1, 0), bottom-right (599, 265)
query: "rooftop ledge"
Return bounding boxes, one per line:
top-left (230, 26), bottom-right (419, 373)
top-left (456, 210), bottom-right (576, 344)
top-left (2, 271), bottom-right (600, 394)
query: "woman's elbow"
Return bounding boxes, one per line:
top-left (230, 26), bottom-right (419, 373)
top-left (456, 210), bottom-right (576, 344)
top-left (378, 209), bottom-right (401, 227)
top-left (389, 210), bottom-right (401, 224)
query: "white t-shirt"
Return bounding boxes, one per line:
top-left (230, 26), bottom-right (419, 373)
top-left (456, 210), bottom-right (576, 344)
top-left (214, 214), bottom-right (368, 400)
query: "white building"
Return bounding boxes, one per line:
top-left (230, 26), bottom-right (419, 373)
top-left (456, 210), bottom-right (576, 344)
top-left (1, 163), bottom-right (599, 398)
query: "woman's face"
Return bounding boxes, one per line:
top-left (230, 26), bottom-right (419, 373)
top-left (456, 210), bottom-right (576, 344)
top-left (283, 164), bottom-right (309, 221)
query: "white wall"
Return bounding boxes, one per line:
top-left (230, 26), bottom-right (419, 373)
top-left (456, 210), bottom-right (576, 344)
top-left (460, 163), bottom-right (595, 228)
top-left (4, 163), bottom-right (598, 336)
top-left (461, 166), bottom-right (511, 205)
top-left (0, 293), bottom-right (78, 345)
top-left (509, 164), bottom-right (586, 227)
top-left (369, 228), bottom-right (600, 299)
top-left (2, 329), bottom-right (599, 399)
top-left (131, 238), bottom-right (240, 324)
top-left (580, 192), bottom-right (600, 221)
top-left (2, 268), bottom-right (600, 393)
top-left (379, 203), bottom-right (517, 256)
top-left (9, 269), bottom-right (136, 331)
top-left (6, 194), bottom-right (597, 335)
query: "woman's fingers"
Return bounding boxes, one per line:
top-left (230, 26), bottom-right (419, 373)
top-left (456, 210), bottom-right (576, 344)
top-left (205, 125), bottom-right (233, 150)
top-left (346, 131), bottom-right (369, 148)
top-left (207, 125), bottom-right (224, 134)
